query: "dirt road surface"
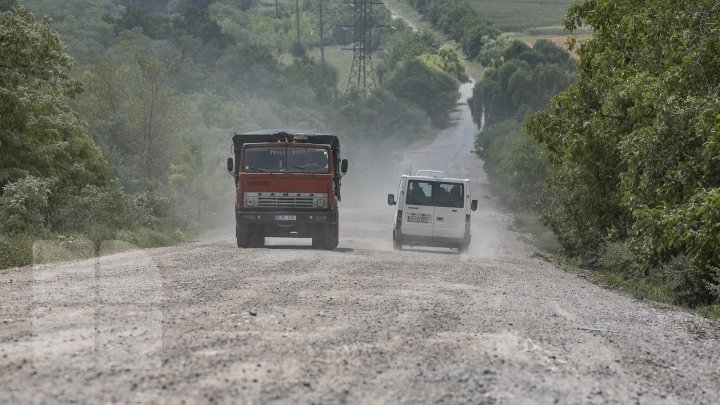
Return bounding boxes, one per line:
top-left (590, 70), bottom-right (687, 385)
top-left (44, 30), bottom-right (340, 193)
top-left (1, 82), bottom-right (719, 404)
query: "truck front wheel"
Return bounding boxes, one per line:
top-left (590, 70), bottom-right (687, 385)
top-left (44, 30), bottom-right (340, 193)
top-left (248, 225), bottom-right (265, 248)
top-left (323, 223), bottom-right (339, 250)
top-left (236, 225), bottom-right (248, 248)
top-left (312, 224), bottom-right (338, 250)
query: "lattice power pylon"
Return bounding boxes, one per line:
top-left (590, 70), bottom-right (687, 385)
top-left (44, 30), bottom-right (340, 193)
top-left (344, 0), bottom-right (383, 97)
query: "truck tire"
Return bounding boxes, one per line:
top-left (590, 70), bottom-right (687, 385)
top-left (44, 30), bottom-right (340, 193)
top-left (248, 226), bottom-right (265, 248)
top-left (311, 228), bottom-right (324, 249)
top-left (322, 224), bottom-right (339, 250)
top-left (236, 225), bottom-right (248, 248)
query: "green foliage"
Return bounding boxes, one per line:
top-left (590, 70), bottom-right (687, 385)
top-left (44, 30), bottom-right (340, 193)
top-left (417, 48), bottom-right (468, 83)
top-left (330, 89), bottom-right (432, 142)
top-left (466, 38), bottom-right (572, 218)
top-left (525, 0), bottom-right (720, 304)
top-left (0, 232), bottom-right (34, 268)
top-left (475, 120), bottom-right (547, 210)
top-left (403, 0), bottom-right (499, 59)
top-left (377, 30), bottom-right (440, 80)
top-left (470, 40), bottom-right (575, 126)
top-left (53, 181), bottom-right (172, 242)
top-left (385, 59), bottom-right (458, 127)
top-left (0, 176), bottom-right (52, 234)
top-left (0, 7), bottom-right (112, 189)
top-left (1, 0), bottom-right (16, 12)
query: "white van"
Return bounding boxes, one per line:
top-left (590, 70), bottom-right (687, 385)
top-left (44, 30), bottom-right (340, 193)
top-left (387, 175), bottom-right (478, 251)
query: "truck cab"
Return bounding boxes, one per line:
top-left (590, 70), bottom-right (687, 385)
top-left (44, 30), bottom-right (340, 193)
top-left (387, 175), bottom-right (477, 252)
top-left (227, 130), bottom-right (348, 249)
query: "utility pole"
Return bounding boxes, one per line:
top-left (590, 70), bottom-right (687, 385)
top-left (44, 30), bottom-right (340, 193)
top-left (344, 0), bottom-right (385, 97)
top-left (295, 0), bottom-right (301, 48)
top-left (275, 0), bottom-right (279, 18)
top-left (319, 0), bottom-right (326, 78)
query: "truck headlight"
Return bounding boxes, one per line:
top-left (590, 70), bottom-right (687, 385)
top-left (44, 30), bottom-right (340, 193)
top-left (316, 199), bottom-right (326, 208)
top-left (245, 197), bottom-right (256, 207)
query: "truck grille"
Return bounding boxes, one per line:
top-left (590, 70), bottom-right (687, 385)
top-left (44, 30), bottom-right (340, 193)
top-left (258, 196), bottom-right (314, 208)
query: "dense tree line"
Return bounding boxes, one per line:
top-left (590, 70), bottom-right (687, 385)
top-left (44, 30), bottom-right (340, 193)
top-left (526, 0), bottom-right (720, 307)
top-left (403, 0), bottom-right (499, 59)
top-left (468, 40), bottom-right (575, 210)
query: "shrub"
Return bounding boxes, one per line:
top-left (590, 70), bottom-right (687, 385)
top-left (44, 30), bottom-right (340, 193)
top-left (0, 176), bottom-right (52, 234)
top-left (0, 232), bottom-right (34, 268)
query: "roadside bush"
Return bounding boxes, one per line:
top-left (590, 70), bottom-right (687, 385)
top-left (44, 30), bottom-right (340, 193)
top-left (475, 119), bottom-right (547, 210)
top-left (659, 256), bottom-right (720, 308)
top-left (53, 182), bottom-right (173, 243)
top-left (598, 241), bottom-right (643, 276)
top-left (0, 176), bottom-right (52, 234)
top-left (0, 233), bottom-right (34, 268)
top-left (115, 227), bottom-right (184, 249)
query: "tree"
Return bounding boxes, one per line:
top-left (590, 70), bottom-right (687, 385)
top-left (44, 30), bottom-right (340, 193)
top-left (384, 59), bottom-right (459, 127)
top-left (525, 0), bottom-right (720, 298)
top-left (0, 0), bottom-right (15, 12)
top-left (0, 7), bottom-right (111, 189)
top-left (129, 52), bottom-right (191, 182)
top-left (470, 40), bottom-right (576, 127)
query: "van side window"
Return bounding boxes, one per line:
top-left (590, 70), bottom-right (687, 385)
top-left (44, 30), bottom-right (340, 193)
top-left (406, 180), bottom-right (433, 206)
top-left (436, 183), bottom-right (464, 208)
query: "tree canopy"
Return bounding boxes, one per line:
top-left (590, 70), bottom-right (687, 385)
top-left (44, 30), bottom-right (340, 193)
top-left (0, 7), bottom-right (111, 189)
top-left (525, 0), bottom-right (720, 303)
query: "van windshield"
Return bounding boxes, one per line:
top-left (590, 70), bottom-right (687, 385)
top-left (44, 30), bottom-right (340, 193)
top-left (243, 147), bottom-right (329, 173)
top-left (406, 180), bottom-right (464, 208)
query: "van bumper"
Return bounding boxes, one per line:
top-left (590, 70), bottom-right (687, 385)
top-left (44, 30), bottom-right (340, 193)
top-left (394, 231), bottom-right (470, 248)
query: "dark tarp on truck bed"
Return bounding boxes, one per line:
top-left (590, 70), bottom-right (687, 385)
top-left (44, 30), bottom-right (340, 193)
top-left (233, 130), bottom-right (340, 153)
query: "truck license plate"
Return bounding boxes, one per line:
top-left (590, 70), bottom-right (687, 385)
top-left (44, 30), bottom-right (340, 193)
top-left (275, 215), bottom-right (296, 221)
top-left (407, 215), bottom-right (429, 223)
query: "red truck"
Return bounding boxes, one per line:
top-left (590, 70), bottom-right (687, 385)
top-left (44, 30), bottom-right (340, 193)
top-left (227, 130), bottom-right (349, 249)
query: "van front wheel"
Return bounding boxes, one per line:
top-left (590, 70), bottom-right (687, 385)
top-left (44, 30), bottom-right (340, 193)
top-left (393, 232), bottom-right (402, 250)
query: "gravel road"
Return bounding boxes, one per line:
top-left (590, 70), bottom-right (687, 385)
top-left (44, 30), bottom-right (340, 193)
top-left (1, 82), bottom-right (719, 404)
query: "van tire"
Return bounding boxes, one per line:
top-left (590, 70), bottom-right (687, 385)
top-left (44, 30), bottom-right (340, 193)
top-left (393, 232), bottom-right (402, 250)
top-left (458, 236), bottom-right (470, 253)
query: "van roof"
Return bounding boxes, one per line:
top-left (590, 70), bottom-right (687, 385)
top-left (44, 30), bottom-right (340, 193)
top-left (401, 175), bottom-right (469, 182)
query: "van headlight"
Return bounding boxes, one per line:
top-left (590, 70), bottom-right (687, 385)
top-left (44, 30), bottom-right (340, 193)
top-left (316, 198), bottom-right (326, 208)
top-left (245, 197), bottom-right (256, 207)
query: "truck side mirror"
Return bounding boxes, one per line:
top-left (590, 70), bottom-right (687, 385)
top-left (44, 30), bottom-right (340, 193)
top-left (388, 194), bottom-right (396, 206)
top-left (471, 200), bottom-right (478, 211)
top-left (341, 159), bottom-right (349, 174)
top-left (227, 157), bottom-right (234, 174)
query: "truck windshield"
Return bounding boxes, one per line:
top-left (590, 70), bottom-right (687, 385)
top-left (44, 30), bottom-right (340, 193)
top-left (243, 147), bottom-right (329, 173)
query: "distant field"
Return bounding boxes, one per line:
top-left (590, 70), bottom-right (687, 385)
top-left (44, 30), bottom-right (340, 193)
top-left (465, 0), bottom-right (578, 32)
top-left (512, 33), bottom-right (592, 58)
